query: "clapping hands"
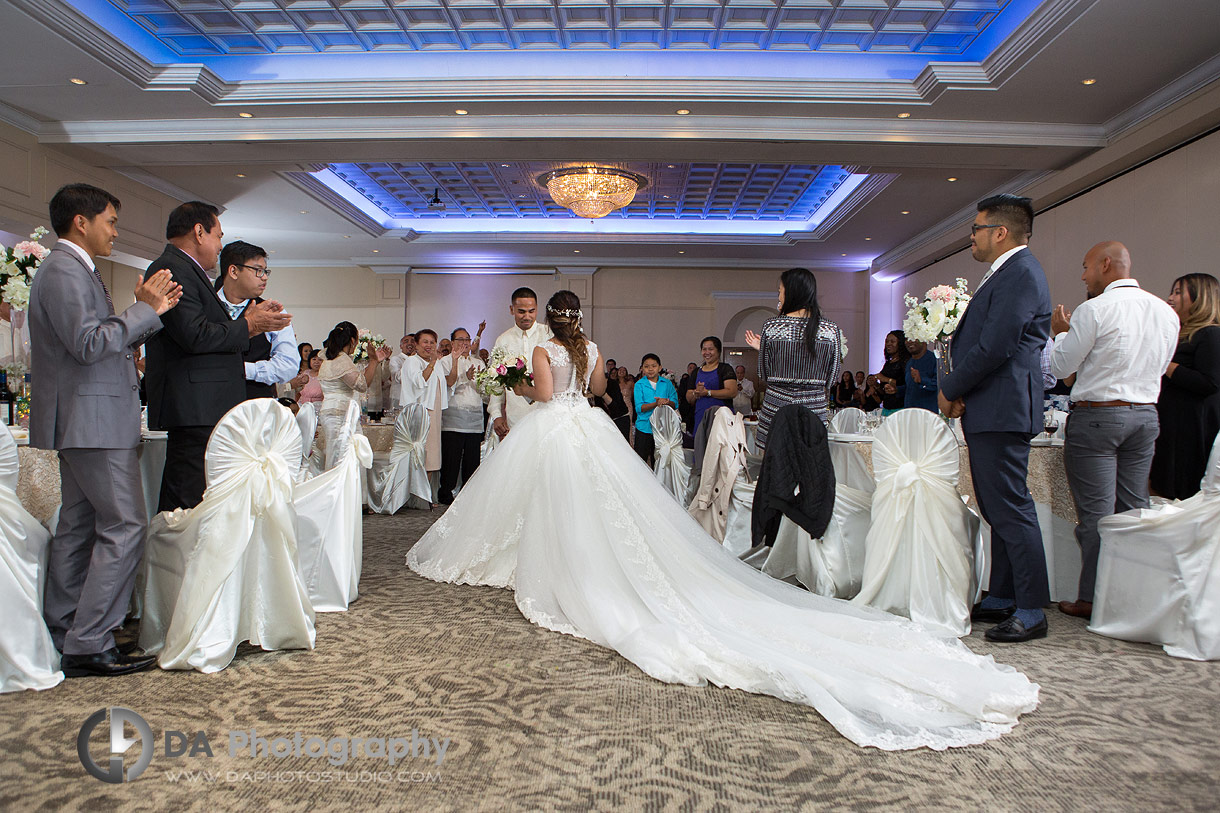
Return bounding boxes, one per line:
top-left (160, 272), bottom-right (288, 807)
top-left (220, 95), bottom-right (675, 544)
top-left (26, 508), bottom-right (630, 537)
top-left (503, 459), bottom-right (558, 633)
top-left (744, 330), bottom-right (761, 351)
top-left (134, 269), bottom-right (182, 316)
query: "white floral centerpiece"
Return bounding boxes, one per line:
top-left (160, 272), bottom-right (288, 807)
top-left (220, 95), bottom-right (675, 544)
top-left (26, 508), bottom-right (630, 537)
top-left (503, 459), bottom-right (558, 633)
top-left (840, 333), bottom-right (848, 361)
top-left (902, 277), bottom-right (971, 372)
top-left (0, 226), bottom-right (51, 311)
top-left (352, 329), bottom-right (386, 364)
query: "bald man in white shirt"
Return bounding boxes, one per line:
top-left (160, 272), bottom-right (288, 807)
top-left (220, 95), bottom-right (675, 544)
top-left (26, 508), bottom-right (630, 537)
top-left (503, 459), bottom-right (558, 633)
top-left (1049, 241), bottom-right (1179, 620)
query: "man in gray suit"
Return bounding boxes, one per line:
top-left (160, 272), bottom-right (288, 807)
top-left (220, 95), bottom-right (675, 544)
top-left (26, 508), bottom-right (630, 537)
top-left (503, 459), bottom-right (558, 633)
top-left (29, 183), bottom-right (182, 677)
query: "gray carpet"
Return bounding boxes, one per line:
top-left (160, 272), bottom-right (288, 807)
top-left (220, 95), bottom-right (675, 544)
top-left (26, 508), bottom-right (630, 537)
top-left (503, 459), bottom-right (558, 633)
top-left (2, 510), bottom-right (1217, 812)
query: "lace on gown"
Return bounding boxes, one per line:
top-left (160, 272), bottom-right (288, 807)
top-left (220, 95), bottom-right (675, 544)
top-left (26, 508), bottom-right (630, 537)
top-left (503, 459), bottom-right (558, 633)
top-left (406, 337), bottom-right (1039, 751)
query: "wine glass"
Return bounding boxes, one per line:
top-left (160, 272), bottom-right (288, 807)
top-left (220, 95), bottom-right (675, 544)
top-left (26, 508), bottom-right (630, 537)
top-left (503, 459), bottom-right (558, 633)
top-left (1043, 411), bottom-right (1058, 439)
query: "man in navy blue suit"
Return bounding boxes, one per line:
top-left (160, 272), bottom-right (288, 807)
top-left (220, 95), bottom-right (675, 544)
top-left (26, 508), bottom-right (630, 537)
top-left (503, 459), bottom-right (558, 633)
top-left (939, 194), bottom-right (1052, 643)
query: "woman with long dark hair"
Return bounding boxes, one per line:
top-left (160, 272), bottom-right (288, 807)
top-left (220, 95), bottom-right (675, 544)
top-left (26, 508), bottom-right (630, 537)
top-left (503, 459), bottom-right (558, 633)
top-left (1150, 273), bottom-right (1220, 498)
top-left (876, 329), bottom-right (910, 416)
top-left (745, 268), bottom-right (843, 451)
top-left (316, 320), bottom-right (390, 468)
top-left (832, 370), bottom-right (856, 409)
top-left (407, 288), bottom-right (1038, 751)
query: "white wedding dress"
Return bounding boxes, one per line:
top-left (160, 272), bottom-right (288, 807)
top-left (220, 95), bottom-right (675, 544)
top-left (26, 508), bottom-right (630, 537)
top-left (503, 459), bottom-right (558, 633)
top-left (407, 339), bottom-right (1038, 750)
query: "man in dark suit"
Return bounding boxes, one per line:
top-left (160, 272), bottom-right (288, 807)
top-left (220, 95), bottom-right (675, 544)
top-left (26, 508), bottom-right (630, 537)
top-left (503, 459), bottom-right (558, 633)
top-left (29, 183), bottom-right (181, 677)
top-left (939, 194), bottom-right (1052, 643)
top-left (144, 202), bottom-right (291, 511)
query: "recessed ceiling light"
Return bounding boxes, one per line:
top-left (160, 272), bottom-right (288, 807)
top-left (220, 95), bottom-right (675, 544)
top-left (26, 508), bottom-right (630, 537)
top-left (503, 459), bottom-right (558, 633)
top-left (235, 173), bottom-right (246, 178)
top-left (947, 177), bottom-right (958, 182)
top-left (573, 249), bottom-right (581, 253)
top-left (299, 210), bottom-right (308, 214)
top-left (1081, 78), bottom-right (1097, 85)
top-left (501, 163), bottom-right (510, 167)
top-left (897, 112), bottom-right (911, 119)
top-left (901, 210), bottom-right (910, 215)
top-left (663, 195), bottom-right (670, 199)
top-left (454, 109), bottom-right (468, 115)
top-left (667, 164), bottom-right (676, 169)
top-left (372, 249), bottom-right (379, 253)
top-left (268, 250), bottom-right (276, 254)
top-left (678, 250), bottom-right (685, 254)
top-left (675, 109), bottom-right (690, 115)
top-left (518, 194), bottom-right (526, 198)
top-left (68, 78), bottom-right (87, 85)
top-left (841, 253), bottom-right (848, 257)
top-left (238, 112), bottom-right (254, 118)
top-left (865, 237), bottom-right (872, 241)
top-left (343, 235), bottom-right (351, 239)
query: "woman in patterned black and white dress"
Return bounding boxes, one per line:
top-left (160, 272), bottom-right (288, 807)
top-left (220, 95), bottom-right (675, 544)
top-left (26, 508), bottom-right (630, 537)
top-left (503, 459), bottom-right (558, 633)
top-left (745, 267), bottom-right (843, 452)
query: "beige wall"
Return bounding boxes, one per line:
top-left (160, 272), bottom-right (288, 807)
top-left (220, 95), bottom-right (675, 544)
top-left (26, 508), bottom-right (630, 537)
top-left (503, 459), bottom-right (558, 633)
top-left (890, 128), bottom-right (1220, 329)
top-left (0, 120), bottom-right (179, 260)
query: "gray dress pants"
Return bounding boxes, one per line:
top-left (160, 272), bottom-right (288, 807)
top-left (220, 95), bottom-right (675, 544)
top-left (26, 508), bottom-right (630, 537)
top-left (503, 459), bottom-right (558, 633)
top-left (1063, 405), bottom-right (1159, 603)
top-left (43, 447), bottom-right (148, 656)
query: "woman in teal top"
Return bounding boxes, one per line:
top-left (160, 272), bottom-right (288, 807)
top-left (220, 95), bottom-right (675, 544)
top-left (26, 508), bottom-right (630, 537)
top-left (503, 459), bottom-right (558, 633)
top-left (633, 353), bottom-right (680, 466)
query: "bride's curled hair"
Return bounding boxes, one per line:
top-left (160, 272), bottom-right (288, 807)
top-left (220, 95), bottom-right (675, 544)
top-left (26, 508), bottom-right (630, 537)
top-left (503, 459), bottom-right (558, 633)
top-left (545, 290), bottom-right (588, 386)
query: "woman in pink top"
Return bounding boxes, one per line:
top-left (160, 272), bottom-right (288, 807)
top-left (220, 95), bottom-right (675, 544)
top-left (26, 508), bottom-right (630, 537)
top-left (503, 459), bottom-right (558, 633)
top-left (296, 349), bottom-right (324, 405)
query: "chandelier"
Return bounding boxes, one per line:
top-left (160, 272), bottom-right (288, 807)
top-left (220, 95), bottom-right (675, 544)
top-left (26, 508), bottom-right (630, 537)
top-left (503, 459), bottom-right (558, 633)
top-left (536, 166), bottom-right (649, 219)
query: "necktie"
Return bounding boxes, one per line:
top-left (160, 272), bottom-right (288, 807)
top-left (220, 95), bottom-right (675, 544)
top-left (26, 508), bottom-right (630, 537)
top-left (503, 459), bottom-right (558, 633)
top-left (91, 266), bottom-right (113, 314)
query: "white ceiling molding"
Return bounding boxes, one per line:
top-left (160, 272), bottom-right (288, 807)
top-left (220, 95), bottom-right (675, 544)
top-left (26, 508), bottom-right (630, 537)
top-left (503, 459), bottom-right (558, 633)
top-left (0, 100), bottom-right (41, 135)
top-left (40, 115), bottom-right (1108, 148)
top-left (1104, 52), bottom-right (1220, 141)
top-left (7, 0), bottom-right (1093, 109)
top-left (280, 170), bottom-right (386, 238)
top-left (802, 173), bottom-right (898, 241)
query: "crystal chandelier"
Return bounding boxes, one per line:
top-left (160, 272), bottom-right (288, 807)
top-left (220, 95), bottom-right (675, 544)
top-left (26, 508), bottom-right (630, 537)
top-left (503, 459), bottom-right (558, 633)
top-left (536, 167), bottom-right (649, 219)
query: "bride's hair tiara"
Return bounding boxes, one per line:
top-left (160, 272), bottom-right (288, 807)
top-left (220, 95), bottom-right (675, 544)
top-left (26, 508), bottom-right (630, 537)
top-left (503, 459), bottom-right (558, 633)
top-left (547, 306), bottom-right (583, 319)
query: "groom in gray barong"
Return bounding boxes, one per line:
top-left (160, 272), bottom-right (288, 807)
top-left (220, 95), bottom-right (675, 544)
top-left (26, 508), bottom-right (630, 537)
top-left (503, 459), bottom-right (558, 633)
top-left (29, 183), bottom-right (182, 677)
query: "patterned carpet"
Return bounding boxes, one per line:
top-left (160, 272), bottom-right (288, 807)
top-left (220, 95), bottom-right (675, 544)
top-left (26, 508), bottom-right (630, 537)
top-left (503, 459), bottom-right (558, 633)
top-left (2, 510), bottom-right (1217, 812)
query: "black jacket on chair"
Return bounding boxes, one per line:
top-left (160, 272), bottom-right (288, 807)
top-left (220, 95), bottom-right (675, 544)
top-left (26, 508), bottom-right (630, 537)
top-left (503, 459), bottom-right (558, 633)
top-left (145, 244), bottom-right (251, 429)
top-left (751, 404), bottom-right (835, 547)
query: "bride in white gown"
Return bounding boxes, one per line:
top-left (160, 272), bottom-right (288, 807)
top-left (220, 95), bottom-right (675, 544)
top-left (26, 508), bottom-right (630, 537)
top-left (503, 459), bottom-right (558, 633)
top-left (408, 291), bottom-right (1038, 751)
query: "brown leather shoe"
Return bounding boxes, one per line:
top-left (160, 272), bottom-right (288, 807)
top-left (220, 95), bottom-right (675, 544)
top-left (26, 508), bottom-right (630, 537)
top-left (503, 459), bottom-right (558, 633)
top-left (1058, 600), bottom-right (1093, 620)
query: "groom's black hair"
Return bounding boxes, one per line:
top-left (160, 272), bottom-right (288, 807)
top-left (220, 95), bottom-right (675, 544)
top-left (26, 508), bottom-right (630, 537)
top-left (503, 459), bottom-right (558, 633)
top-left (510, 287), bottom-right (537, 304)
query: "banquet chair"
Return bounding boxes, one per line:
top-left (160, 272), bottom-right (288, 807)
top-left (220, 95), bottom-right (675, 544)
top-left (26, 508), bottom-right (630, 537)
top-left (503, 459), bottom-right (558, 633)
top-left (1089, 436), bottom-right (1220, 660)
top-left (295, 403), bottom-right (318, 481)
top-left (851, 408), bottom-right (980, 637)
top-left (0, 424), bottom-right (63, 692)
top-left (762, 487), bottom-right (871, 599)
top-left (366, 404), bottom-right (431, 514)
top-left (828, 408), bottom-right (875, 494)
top-left (140, 400), bottom-right (315, 672)
top-left (295, 400), bottom-right (372, 612)
top-left (650, 405), bottom-right (690, 502)
top-left (689, 408), bottom-right (756, 555)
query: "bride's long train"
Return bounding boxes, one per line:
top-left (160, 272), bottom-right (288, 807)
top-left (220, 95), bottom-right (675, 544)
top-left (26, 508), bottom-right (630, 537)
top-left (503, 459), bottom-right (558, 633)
top-left (408, 342), bottom-right (1037, 751)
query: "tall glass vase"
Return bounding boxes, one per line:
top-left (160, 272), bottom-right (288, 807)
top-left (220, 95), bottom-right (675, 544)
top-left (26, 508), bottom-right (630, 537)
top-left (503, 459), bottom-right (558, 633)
top-left (933, 336), bottom-right (953, 378)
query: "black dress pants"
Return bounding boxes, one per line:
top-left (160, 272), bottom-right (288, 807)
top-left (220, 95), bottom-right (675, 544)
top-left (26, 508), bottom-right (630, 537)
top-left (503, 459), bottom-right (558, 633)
top-left (158, 425), bottom-right (212, 512)
top-left (439, 430), bottom-right (482, 504)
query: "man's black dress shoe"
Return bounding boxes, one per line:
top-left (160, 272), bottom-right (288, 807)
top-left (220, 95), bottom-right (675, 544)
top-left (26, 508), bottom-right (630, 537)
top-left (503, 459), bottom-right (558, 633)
top-left (984, 615), bottom-right (1048, 643)
top-left (61, 648), bottom-right (156, 678)
top-left (971, 604), bottom-right (1016, 624)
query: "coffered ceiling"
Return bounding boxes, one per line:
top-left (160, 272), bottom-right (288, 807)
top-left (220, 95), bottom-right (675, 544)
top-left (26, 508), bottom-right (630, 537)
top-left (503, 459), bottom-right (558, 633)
top-left (0, 0), bottom-right (1218, 274)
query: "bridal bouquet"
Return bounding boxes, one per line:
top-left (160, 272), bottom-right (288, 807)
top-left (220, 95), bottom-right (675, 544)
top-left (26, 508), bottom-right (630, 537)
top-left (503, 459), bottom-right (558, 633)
top-left (903, 277), bottom-right (971, 372)
top-left (473, 347), bottom-right (532, 398)
top-left (353, 330), bottom-right (386, 364)
top-left (0, 226), bottom-right (50, 311)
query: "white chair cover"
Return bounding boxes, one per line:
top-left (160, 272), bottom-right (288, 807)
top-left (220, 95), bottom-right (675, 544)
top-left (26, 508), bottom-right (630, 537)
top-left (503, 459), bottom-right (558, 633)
top-left (295, 400), bottom-right (372, 612)
top-left (140, 400), bottom-right (315, 672)
top-left (830, 408), bottom-right (865, 434)
top-left (480, 414), bottom-right (501, 461)
top-left (650, 405), bottom-right (690, 502)
top-left (366, 403), bottom-right (431, 514)
top-left (0, 425), bottom-right (62, 692)
top-left (722, 455), bottom-right (762, 558)
top-left (762, 482), bottom-right (872, 599)
top-left (851, 409), bottom-right (979, 637)
top-left (295, 404), bottom-right (318, 480)
top-left (1090, 437), bottom-right (1220, 660)
top-left (828, 408), bottom-right (875, 494)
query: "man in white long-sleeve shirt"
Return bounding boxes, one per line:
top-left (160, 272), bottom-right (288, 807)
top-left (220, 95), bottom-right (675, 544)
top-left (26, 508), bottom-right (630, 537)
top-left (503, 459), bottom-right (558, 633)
top-left (388, 333), bottom-right (415, 409)
top-left (1049, 241), bottom-right (1178, 620)
top-left (490, 287), bottom-right (553, 439)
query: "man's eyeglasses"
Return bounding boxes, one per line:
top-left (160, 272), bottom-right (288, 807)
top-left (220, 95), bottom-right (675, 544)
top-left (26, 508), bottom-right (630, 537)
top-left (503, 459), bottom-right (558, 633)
top-left (238, 264), bottom-right (271, 279)
top-left (970, 223), bottom-right (1003, 236)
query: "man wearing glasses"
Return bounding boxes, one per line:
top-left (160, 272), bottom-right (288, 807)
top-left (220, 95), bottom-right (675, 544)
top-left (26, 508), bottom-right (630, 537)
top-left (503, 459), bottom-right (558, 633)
top-left (214, 240), bottom-right (299, 401)
top-left (938, 194), bottom-right (1053, 643)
